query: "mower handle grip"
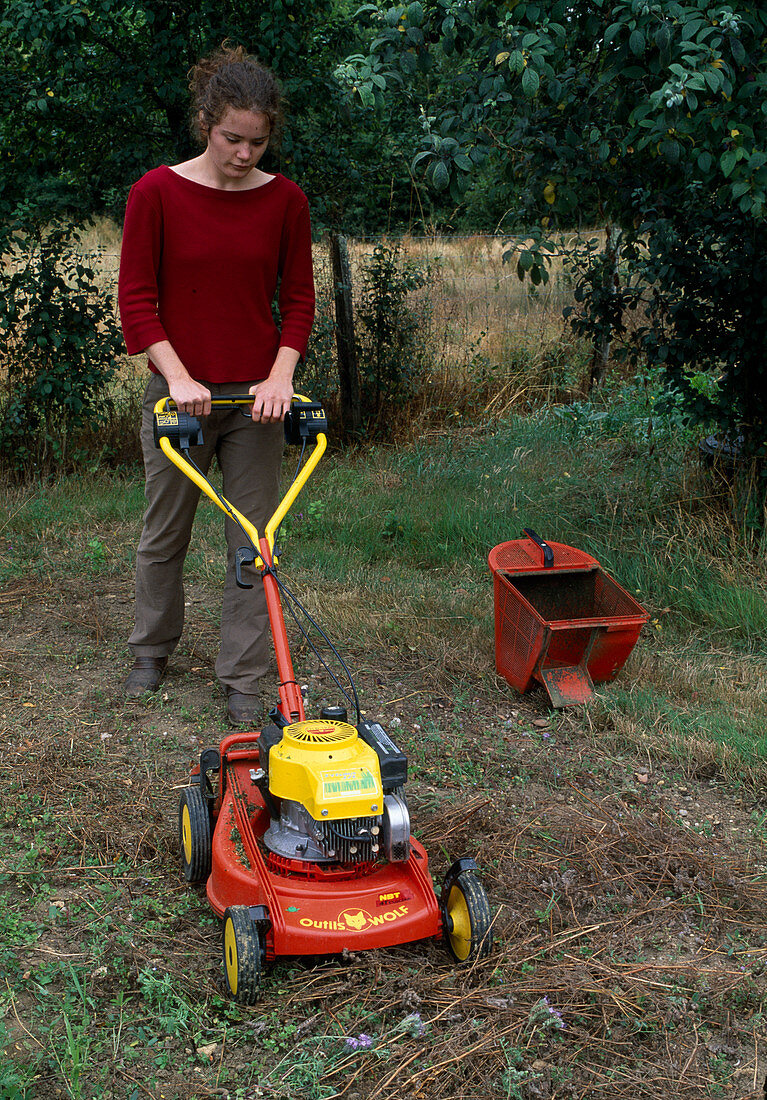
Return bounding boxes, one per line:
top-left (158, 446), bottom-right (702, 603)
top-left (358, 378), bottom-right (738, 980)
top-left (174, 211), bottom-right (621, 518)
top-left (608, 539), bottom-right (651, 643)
top-left (159, 392), bottom-right (312, 410)
top-left (166, 394), bottom-right (258, 419)
top-left (157, 394), bottom-right (328, 443)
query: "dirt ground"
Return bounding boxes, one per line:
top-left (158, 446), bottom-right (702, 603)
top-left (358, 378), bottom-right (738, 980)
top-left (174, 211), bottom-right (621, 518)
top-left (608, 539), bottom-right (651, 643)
top-left (1, 573), bottom-right (766, 1099)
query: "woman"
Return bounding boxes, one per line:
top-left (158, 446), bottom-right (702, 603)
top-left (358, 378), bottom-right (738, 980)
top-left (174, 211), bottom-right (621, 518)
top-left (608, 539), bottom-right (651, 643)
top-left (118, 45), bottom-right (315, 724)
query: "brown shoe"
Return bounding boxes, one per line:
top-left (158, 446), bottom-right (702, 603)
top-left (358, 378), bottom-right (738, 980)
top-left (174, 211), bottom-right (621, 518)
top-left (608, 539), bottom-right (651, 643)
top-left (124, 656), bottom-right (168, 698)
top-left (226, 687), bottom-right (261, 727)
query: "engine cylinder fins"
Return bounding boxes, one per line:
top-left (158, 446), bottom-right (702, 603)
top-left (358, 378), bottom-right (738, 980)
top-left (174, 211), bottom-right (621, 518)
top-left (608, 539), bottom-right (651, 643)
top-left (283, 719), bottom-right (359, 749)
top-left (321, 816), bottom-right (380, 863)
top-left (263, 798), bottom-right (381, 865)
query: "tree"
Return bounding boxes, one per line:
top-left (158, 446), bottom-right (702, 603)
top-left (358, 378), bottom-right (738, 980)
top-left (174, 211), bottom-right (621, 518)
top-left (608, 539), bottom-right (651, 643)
top-left (0, 0), bottom-right (430, 231)
top-left (344, 1), bottom-right (767, 480)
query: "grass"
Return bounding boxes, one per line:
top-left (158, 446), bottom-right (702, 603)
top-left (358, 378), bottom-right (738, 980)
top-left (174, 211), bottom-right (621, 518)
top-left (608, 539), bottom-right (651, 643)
top-left (2, 375), bottom-right (765, 787)
top-left (2, 233), bottom-right (767, 1097)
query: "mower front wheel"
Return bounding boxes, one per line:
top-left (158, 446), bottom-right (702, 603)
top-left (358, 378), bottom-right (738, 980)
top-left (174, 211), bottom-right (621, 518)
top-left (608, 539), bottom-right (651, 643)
top-left (222, 906), bottom-right (263, 1004)
top-left (178, 786), bottom-right (211, 883)
top-left (442, 869), bottom-right (493, 963)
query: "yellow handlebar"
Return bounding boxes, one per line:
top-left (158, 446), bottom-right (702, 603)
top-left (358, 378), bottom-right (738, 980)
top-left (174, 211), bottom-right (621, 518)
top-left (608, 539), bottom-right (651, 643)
top-left (153, 395), bottom-right (327, 563)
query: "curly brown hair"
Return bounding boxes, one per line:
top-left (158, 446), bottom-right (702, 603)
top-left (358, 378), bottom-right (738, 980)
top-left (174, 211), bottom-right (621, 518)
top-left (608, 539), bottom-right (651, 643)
top-left (188, 43), bottom-right (283, 147)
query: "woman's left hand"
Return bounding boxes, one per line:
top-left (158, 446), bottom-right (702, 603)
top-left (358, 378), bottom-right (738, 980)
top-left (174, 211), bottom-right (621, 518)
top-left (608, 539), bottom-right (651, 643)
top-left (249, 349), bottom-right (300, 422)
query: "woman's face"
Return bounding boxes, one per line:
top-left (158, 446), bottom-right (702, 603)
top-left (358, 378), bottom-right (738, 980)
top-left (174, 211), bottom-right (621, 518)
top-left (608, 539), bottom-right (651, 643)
top-left (204, 107), bottom-right (271, 181)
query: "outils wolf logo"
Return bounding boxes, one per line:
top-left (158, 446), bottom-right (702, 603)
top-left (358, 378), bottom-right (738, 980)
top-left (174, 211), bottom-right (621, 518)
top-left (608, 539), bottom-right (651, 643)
top-left (298, 905), bottom-right (410, 932)
top-left (339, 906), bottom-right (410, 931)
top-left (342, 909), bottom-right (370, 930)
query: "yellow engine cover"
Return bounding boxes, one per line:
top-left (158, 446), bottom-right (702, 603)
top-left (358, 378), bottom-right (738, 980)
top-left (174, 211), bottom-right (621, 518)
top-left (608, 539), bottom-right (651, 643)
top-left (268, 720), bottom-right (383, 821)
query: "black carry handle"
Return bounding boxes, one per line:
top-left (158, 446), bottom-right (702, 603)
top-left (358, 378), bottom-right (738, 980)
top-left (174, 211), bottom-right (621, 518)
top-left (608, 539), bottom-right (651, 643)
top-left (522, 528), bottom-right (554, 568)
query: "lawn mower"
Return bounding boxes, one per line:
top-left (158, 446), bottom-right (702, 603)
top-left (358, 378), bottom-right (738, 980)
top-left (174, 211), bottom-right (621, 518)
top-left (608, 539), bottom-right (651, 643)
top-left (153, 394), bottom-right (493, 1002)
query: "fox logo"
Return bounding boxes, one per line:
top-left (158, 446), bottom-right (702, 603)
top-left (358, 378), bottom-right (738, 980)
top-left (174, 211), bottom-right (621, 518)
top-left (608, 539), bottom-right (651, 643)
top-left (342, 910), bottom-right (369, 931)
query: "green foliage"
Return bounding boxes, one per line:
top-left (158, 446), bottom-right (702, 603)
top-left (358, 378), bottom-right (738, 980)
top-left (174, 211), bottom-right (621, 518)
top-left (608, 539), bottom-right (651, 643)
top-left (637, 193), bottom-right (767, 449)
top-left (0, 0), bottom-right (430, 233)
top-left (0, 1024), bottom-right (33, 1100)
top-left (348, 1), bottom-right (767, 509)
top-left (456, 151), bottom-right (526, 232)
top-left (0, 215), bottom-right (123, 474)
top-left (55, 968), bottom-right (93, 1100)
top-left (354, 1), bottom-right (767, 224)
top-left (354, 243), bottom-right (430, 432)
top-left (137, 969), bottom-right (202, 1041)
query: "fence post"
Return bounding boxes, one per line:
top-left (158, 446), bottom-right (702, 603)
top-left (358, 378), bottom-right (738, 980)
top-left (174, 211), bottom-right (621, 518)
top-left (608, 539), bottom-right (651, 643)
top-left (329, 232), bottom-right (362, 439)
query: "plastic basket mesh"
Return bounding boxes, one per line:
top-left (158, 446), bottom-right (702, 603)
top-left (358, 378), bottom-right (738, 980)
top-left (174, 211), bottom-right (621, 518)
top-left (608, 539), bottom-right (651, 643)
top-left (490, 540), bottom-right (595, 573)
top-left (589, 571), bottom-right (644, 621)
top-left (494, 574), bottom-right (545, 689)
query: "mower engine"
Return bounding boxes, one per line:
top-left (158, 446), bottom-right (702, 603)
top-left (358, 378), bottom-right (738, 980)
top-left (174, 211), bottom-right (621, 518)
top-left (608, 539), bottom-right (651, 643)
top-left (258, 718), bottom-right (410, 867)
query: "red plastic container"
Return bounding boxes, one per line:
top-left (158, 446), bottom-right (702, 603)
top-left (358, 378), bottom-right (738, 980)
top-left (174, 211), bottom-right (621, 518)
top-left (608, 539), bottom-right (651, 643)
top-left (488, 532), bottom-right (648, 707)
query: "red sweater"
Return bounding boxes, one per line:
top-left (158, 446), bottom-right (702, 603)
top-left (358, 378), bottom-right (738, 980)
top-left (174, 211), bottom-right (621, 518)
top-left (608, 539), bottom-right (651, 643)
top-left (118, 167), bottom-right (315, 383)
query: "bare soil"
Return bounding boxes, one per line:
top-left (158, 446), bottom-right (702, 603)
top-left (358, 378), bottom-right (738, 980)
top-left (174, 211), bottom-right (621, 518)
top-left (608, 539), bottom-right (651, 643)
top-left (1, 573), bottom-right (766, 1099)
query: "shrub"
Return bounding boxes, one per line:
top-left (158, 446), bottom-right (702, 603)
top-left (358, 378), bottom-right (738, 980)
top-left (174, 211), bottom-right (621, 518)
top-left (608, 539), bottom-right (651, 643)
top-left (354, 242), bottom-right (430, 434)
top-left (0, 215), bottom-right (124, 474)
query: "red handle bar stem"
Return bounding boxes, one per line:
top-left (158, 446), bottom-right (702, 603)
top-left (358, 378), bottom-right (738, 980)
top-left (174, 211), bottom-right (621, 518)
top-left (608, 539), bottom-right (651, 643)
top-left (260, 536), bottom-right (305, 725)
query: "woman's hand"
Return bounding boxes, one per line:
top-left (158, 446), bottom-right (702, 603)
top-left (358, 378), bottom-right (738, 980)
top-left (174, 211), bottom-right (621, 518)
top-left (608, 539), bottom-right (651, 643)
top-left (249, 348), bottom-right (300, 422)
top-left (169, 377), bottom-right (212, 418)
top-left (145, 340), bottom-right (212, 416)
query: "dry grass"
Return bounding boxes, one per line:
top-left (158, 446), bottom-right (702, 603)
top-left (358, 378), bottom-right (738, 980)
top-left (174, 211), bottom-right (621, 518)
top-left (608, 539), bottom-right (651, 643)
top-left (387, 232), bottom-right (600, 366)
top-left (310, 232), bottom-right (598, 390)
top-left (2, 449), bottom-right (766, 1097)
top-left (81, 221), bottom-right (592, 404)
top-left (291, 790), bottom-right (767, 1100)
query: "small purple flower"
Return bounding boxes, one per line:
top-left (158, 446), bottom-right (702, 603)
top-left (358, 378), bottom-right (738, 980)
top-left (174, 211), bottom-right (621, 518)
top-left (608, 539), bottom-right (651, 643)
top-left (529, 996), bottom-right (566, 1030)
top-left (399, 1012), bottom-right (425, 1037)
top-left (345, 1033), bottom-right (373, 1050)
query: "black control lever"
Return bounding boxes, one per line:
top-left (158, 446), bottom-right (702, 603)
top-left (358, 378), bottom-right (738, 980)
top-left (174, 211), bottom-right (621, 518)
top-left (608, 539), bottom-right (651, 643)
top-left (235, 546), bottom-right (258, 588)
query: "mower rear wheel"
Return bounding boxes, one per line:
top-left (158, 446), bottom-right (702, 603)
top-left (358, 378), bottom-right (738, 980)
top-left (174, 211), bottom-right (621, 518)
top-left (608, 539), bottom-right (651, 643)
top-left (443, 870), bottom-right (493, 963)
top-left (222, 906), bottom-right (263, 1004)
top-left (178, 786), bottom-right (211, 883)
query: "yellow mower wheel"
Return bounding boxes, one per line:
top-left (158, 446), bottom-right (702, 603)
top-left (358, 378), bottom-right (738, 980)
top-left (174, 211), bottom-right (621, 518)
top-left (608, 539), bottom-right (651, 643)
top-left (178, 786), bottom-right (211, 883)
top-left (222, 906), bottom-right (262, 1004)
top-left (443, 871), bottom-right (493, 963)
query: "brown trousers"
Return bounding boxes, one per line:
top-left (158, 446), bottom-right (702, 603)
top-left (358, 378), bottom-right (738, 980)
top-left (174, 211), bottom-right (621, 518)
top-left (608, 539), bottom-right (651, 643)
top-left (129, 374), bottom-right (284, 693)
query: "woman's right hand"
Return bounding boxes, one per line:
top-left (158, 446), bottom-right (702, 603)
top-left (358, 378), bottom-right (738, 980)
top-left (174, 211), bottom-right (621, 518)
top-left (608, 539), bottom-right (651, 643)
top-left (145, 340), bottom-right (212, 416)
top-left (168, 377), bottom-right (212, 418)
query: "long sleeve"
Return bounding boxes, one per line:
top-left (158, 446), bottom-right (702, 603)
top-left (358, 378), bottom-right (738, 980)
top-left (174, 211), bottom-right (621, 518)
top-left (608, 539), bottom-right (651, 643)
top-left (277, 198), bottom-right (315, 358)
top-left (118, 185), bottom-right (169, 355)
top-left (117, 167), bottom-right (314, 382)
